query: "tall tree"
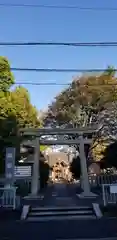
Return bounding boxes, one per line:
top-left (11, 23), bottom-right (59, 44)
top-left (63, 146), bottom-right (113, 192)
top-left (46, 67), bottom-right (117, 126)
top-left (102, 141), bottom-right (117, 169)
top-left (0, 56), bottom-right (14, 92)
top-left (0, 56), bottom-right (41, 173)
top-left (10, 86), bottom-right (40, 128)
top-left (91, 101), bottom-right (117, 163)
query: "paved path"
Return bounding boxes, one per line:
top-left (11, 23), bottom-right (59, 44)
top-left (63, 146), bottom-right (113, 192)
top-left (23, 183), bottom-right (99, 207)
top-left (43, 183), bottom-right (79, 207)
top-left (1, 183), bottom-right (117, 239)
top-left (0, 219), bottom-right (117, 239)
top-left (42, 183), bottom-right (99, 207)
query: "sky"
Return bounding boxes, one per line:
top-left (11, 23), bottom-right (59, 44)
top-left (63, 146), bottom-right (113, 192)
top-left (0, 0), bottom-right (117, 111)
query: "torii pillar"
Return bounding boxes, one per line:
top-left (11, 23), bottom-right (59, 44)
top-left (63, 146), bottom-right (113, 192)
top-left (78, 134), bottom-right (97, 198)
top-left (31, 137), bottom-right (40, 196)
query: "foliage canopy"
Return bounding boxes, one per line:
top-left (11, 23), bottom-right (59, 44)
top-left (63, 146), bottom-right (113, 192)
top-left (0, 56), bottom-right (41, 173)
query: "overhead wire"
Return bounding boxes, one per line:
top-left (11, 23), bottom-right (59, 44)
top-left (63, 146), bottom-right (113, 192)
top-left (15, 82), bottom-right (70, 86)
top-left (1, 3), bottom-right (117, 87)
top-left (0, 3), bottom-right (117, 11)
top-left (11, 67), bottom-right (117, 73)
top-left (14, 82), bottom-right (117, 87)
top-left (1, 41), bottom-right (117, 46)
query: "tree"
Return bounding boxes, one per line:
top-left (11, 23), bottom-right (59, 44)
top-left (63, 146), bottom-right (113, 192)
top-left (43, 110), bottom-right (58, 127)
top-left (0, 57), bottom-right (41, 174)
top-left (45, 66), bottom-right (117, 166)
top-left (0, 115), bottom-right (19, 173)
top-left (101, 142), bottom-right (117, 169)
top-left (0, 57), bottom-right (15, 173)
top-left (46, 67), bottom-right (117, 126)
top-left (70, 156), bottom-right (81, 179)
top-left (0, 56), bottom-right (14, 92)
top-left (10, 86), bottom-right (40, 128)
top-left (91, 101), bottom-right (117, 163)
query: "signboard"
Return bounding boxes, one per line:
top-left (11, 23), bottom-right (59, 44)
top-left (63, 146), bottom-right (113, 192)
top-left (5, 148), bottom-right (15, 185)
top-left (110, 184), bottom-right (117, 193)
top-left (14, 166), bottom-right (32, 177)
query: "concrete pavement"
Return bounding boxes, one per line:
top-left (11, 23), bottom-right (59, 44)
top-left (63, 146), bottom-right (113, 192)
top-left (2, 183), bottom-right (117, 239)
top-left (42, 183), bottom-right (81, 207)
top-left (0, 219), bottom-right (117, 239)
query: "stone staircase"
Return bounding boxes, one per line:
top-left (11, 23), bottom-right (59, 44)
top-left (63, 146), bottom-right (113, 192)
top-left (27, 205), bottom-right (96, 221)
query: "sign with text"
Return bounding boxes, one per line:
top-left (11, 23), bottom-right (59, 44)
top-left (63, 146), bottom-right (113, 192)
top-left (14, 166), bottom-right (32, 177)
top-left (5, 147), bottom-right (15, 185)
top-left (110, 184), bottom-right (117, 193)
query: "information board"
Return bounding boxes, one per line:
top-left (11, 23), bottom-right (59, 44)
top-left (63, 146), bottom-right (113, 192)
top-left (14, 166), bottom-right (32, 177)
top-left (5, 147), bottom-right (15, 185)
top-left (110, 184), bottom-right (117, 193)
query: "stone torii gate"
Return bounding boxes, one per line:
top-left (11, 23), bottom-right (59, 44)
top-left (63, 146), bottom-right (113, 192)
top-left (20, 126), bottom-right (97, 198)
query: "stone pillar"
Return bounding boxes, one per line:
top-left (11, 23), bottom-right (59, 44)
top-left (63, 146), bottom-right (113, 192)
top-left (78, 134), bottom-right (96, 198)
top-left (31, 137), bottom-right (40, 196)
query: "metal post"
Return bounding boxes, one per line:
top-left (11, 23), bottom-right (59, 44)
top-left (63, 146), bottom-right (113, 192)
top-left (102, 184), bottom-right (106, 206)
top-left (78, 134), bottom-right (97, 198)
top-left (38, 140), bottom-right (40, 192)
top-left (31, 137), bottom-right (40, 196)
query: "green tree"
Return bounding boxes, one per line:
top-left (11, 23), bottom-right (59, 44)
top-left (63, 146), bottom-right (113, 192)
top-left (46, 67), bottom-right (117, 126)
top-left (101, 141), bottom-right (117, 169)
top-left (91, 101), bottom-right (117, 163)
top-left (10, 86), bottom-right (40, 128)
top-left (0, 56), bottom-right (41, 174)
top-left (0, 56), bottom-right (14, 92)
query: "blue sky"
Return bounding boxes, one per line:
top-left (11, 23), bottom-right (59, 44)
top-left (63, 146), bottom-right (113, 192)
top-left (0, 0), bottom-right (117, 110)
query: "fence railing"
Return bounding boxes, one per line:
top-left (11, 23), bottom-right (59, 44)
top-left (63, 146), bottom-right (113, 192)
top-left (0, 174), bottom-right (117, 188)
top-left (0, 187), bottom-right (17, 209)
top-left (102, 184), bottom-right (117, 206)
top-left (89, 174), bottom-right (117, 187)
top-left (0, 177), bottom-right (32, 196)
top-left (0, 174), bottom-right (117, 206)
top-left (78, 174), bottom-right (117, 189)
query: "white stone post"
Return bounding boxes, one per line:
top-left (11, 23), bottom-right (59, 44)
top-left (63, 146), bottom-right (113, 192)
top-left (31, 137), bottom-right (40, 196)
top-left (78, 134), bottom-right (96, 198)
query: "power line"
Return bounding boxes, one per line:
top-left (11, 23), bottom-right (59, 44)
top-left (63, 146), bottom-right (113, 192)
top-left (0, 3), bottom-right (117, 11)
top-left (1, 41), bottom-right (117, 47)
top-left (11, 67), bottom-right (117, 73)
top-left (15, 82), bottom-right (117, 87)
top-left (15, 82), bottom-right (70, 86)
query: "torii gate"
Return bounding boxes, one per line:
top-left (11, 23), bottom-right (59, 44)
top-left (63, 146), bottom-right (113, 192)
top-left (20, 126), bottom-right (97, 198)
